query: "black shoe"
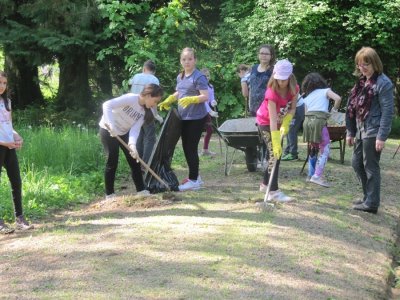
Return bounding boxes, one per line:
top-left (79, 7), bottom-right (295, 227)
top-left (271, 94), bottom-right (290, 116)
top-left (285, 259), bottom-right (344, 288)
top-left (352, 203), bottom-right (378, 214)
top-left (352, 199), bottom-right (364, 205)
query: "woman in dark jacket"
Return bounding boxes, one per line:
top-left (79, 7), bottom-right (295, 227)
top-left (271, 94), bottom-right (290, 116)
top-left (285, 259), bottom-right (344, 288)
top-left (346, 46), bottom-right (394, 214)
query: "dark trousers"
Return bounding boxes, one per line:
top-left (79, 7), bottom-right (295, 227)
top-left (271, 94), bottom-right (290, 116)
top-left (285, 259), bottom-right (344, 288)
top-left (181, 116), bottom-right (207, 180)
top-left (352, 137), bottom-right (381, 208)
top-left (202, 114), bottom-right (213, 150)
top-left (259, 126), bottom-right (280, 191)
top-left (137, 121), bottom-right (156, 163)
top-left (284, 103), bottom-right (305, 156)
top-left (0, 146), bottom-right (23, 217)
top-left (99, 128), bottom-right (145, 195)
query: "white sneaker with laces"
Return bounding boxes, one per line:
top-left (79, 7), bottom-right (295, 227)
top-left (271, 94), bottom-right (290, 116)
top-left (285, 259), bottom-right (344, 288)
top-left (137, 190), bottom-right (151, 196)
top-left (268, 190), bottom-right (294, 202)
top-left (179, 179), bottom-right (201, 191)
top-left (310, 175), bottom-right (330, 187)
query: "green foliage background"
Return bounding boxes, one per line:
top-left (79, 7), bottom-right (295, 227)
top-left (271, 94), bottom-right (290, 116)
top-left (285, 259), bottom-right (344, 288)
top-left (1, 0), bottom-right (399, 120)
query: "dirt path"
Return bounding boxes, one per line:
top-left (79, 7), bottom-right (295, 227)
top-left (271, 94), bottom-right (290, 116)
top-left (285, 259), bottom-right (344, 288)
top-left (1, 139), bottom-right (399, 299)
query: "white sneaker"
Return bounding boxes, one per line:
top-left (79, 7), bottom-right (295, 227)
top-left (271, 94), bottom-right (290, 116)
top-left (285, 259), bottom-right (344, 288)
top-left (137, 190), bottom-right (151, 196)
top-left (105, 193), bottom-right (116, 200)
top-left (201, 150), bottom-right (216, 156)
top-left (268, 190), bottom-right (294, 202)
top-left (179, 179), bottom-right (201, 191)
top-left (310, 175), bottom-right (330, 187)
top-left (181, 175), bottom-right (203, 185)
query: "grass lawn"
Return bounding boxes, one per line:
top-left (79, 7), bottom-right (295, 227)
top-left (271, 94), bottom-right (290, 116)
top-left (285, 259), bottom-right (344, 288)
top-left (0, 136), bottom-right (399, 299)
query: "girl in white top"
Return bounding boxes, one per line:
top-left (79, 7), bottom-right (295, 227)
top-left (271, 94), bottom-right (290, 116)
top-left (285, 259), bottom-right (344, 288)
top-left (302, 72), bottom-right (341, 187)
top-left (0, 71), bottom-right (34, 234)
top-left (99, 84), bottom-right (163, 199)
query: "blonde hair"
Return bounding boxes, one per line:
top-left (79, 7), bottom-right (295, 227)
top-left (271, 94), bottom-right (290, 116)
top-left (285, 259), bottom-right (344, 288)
top-left (353, 46), bottom-right (383, 76)
top-left (267, 73), bottom-right (298, 97)
top-left (180, 47), bottom-right (197, 79)
top-left (181, 47), bottom-right (196, 58)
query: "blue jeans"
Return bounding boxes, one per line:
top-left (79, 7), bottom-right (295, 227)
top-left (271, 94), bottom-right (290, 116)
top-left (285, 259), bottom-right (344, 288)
top-left (352, 137), bottom-right (381, 209)
top-left (137, 121), bottom-right (157, 164)
top-left (284, 104), bottom-right (305, 156)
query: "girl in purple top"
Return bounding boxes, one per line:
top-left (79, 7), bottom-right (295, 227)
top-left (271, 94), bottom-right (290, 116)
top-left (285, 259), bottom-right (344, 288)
top-left (158, 48), bottom-right (209, 191)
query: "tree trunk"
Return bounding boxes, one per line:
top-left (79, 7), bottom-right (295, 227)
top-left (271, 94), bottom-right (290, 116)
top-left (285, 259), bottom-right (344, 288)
top-left (4, 53), bottom-right (43, 109)
top-left (57, 52), bottom-right (91, 111)
top-left (95, 59), bottom-right (113, 98)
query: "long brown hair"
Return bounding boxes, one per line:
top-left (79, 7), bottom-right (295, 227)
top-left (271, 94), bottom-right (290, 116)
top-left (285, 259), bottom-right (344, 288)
top-left (140, 83), bottom-right (164, 124)
top-left (258, 44), bottom-right (276, 68)
top-left (301, 72), bottom-right (328, 97)
top-left (0, 71), bottom-right (10, 111)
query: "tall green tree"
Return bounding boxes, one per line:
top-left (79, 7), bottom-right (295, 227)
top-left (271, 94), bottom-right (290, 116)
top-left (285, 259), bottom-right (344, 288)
top-left (97, 0), bottom-right (197, 93)
top-left (0, 0), bottom-right (105, 110)
top-left (0, 0), bottom-right (44, 108)
top-left (23, 0), bottom-right (102, 110)
top-left (214, 0), bottom-right (400, 112)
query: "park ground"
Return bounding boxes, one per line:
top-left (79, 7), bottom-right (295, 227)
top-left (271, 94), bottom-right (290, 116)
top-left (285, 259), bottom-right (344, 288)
top-left (1, 136), bottom-right (400, 300)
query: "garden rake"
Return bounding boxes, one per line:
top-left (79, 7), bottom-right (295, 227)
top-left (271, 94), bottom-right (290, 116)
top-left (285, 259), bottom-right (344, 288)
top-left (257, 134), bottom-right (284, 211)
top-left (104, 123), bottom-right (171, 192)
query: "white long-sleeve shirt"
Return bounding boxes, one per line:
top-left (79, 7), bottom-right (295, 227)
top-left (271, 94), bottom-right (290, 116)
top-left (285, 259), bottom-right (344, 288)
top-left (99, 93), bottom-right (145, 145)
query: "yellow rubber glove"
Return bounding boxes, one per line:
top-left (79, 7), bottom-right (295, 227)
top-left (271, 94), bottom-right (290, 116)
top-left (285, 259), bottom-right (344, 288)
top-left (280, 114), bottom-right (293, 136)
top-left (158, 94), bottom-right (177, 111)
top-left (178, 96), bottom-right (200, 108)
top-left (271, 130), bottom-right (282, 158)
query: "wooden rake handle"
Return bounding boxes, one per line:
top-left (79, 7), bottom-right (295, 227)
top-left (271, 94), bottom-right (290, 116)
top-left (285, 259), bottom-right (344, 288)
top-left (104, 123), bottom-right (170, 191)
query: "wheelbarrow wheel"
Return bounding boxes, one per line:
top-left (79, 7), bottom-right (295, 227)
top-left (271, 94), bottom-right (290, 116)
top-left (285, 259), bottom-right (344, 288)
top-left (245, 147), bottom-right (258, 172)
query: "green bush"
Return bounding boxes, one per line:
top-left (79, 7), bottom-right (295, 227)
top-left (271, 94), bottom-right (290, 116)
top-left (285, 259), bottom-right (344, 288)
top-left (0, 125), bottom-right (107, 221)
top-left (391, 117), bottom-right (400, 137)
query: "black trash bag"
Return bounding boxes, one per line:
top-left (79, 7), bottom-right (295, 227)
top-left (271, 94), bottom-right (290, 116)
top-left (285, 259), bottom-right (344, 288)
top-left (144, 108), bottom-right (181, 193)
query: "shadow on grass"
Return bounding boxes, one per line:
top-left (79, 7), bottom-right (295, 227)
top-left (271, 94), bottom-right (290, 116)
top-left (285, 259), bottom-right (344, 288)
top-left (0, 217), bottom-right (384, 299)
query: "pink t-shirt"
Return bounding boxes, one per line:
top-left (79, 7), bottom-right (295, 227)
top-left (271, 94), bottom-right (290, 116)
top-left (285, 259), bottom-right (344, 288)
top-left (256, 85), bottom-right (299, 126)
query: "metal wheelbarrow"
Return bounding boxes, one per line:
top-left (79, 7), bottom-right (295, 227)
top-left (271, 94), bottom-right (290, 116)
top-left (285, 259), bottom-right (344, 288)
top-left (217, 117), bottom-right (265, 176)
